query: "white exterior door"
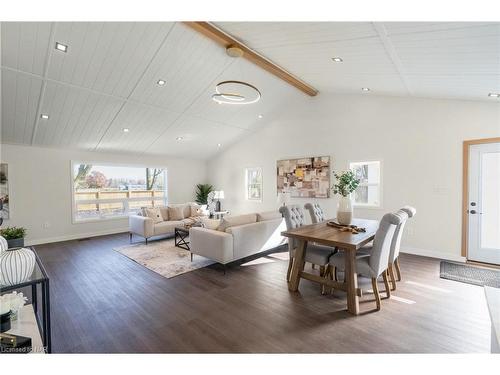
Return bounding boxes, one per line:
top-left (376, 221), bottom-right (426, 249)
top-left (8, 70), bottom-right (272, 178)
top-left (468, 142), bottom-right (500, 265)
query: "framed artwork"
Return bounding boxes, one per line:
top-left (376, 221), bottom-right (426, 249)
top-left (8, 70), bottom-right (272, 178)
top-left (277, 156), bottom-right (330, 198)
top-left (0, 163), bottom-right (9, 220)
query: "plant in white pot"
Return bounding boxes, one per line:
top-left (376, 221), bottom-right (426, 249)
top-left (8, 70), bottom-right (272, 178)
top-left (332, 170), bottom-right (360, 225)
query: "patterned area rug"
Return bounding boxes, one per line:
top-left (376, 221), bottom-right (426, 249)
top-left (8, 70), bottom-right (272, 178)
top-left (440, 261), bottom-right (500, 288)
top-left (114, 239), bottom-right (215, 279)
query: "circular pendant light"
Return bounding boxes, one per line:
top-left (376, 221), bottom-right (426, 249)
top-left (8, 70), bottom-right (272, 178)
top-left (212, 80), bottom-right (261, 105)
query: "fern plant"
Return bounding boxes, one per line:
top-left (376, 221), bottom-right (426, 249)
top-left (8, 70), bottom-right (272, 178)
top-left (195, 184), bottom-right (214, 205)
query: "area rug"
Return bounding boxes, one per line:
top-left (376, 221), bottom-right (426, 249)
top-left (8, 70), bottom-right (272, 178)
top-left (114, 239), bottom-right (215, 279)
top-left (440, 261), bottom-right (500, 288)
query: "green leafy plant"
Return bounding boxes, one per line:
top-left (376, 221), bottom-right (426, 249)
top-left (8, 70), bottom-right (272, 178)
top-left (195, 184), bottom-right (214, 205)
top-left (332, 170), bottom-right (360, 197)
top-left (0, 226), bottom-right (27, 240)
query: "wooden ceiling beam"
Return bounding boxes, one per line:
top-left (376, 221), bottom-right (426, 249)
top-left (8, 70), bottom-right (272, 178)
top-left (184, 22), bottom-right (318, 97)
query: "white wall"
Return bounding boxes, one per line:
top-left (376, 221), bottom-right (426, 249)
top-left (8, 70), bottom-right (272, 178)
top-left (208, 94), bottom-right (500, 261)
top-left (0, 144), bottom-right (207, 245)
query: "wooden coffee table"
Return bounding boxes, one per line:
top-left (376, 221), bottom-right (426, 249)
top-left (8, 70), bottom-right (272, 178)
top-left (174, 227), bottom-right (192, 261)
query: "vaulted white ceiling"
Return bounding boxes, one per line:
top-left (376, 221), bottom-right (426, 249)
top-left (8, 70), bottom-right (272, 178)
top-left (216, 22), bottom-right (500, 101)
top-left (1, 22), bottom-right (300, 158)
top-left (2, 22), bottom-right (499, 159)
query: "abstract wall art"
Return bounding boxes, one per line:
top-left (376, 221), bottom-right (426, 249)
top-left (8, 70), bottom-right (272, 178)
top-left (277, 156), bottom-right (330, 198)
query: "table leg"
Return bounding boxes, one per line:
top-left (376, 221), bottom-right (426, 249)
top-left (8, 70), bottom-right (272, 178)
top-left (345, 249), bottom-right (360, 315)
top-left (288, 240), bottom-right (307, 291)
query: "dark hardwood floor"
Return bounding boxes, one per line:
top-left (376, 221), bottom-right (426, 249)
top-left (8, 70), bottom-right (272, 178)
top-left (33, 233), bottom-right (490, 353)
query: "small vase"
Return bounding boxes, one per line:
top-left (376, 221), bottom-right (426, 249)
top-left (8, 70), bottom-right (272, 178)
top-left (337, 195), bottom-right (353, 225)
top-left (0, 247), bottom-right (36, 286)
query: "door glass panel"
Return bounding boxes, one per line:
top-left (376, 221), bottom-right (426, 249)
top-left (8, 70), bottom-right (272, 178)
top-left (480, 152), bottom-right (500, 249)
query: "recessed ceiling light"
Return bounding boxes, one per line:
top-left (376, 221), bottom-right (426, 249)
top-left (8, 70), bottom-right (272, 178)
top-left (55, 42), bottom-right (68, 53)
top-left (332, 57), bottom-right (343, 62)
top-left (488, 93), bottom-right (499, 97)
top-left (217, 143), bottom-right (222, 147)
top-left (362, 87), bottom-right (371, 92)
top-left (258, 114), bottom-right (263, 119)
top-left (40, 114), bottom-right (49, 119)
top-left (176, 136), bottom-right (183, 141)
top-left (123, 128), bottom-right (130, 133)
top-left (157, 79), bottom-right (166, 86)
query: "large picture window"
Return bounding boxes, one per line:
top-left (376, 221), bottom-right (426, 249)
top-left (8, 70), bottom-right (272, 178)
top-left (72, 162), bottom-right (167, 222)
top-left (350, 161), bottom-right (381, 208)
top-left (245, 167), bottom-right (263, 201)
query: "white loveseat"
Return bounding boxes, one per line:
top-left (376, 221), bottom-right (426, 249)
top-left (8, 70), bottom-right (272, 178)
top-left (189, 211), bottom-right (287, 264)
top-left (129, 202), bottom-right (207, 244)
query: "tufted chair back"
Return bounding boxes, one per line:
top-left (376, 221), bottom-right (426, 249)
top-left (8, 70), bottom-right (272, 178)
top-left (304, 203), bottom-right (326, 224)
top-left (369, 212), bottom-right (404, 277)
top-left (279, 205), bottom-right (306, 251)
top-left (388, 210), bottom-right (409, 264)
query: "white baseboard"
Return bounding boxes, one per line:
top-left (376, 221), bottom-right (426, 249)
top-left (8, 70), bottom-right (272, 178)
top-left (401, 246), bottom-right (466, 263)
top-left (26, 227), bottom-right (129, 246)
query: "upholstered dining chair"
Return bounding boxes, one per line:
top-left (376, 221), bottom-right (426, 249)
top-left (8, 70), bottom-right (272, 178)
top-left (357, 206), bottom-right (416, 290)
top-left (327, 212), bottom-right (405, 310)
top-left (304, 203), bottom-right (326, 224)
top-left (279, 205), bottom-right (334, 289)
top-left (392, 206), bottom-right (416, 284)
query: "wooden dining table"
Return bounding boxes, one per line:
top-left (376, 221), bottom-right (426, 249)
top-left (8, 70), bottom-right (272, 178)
top-left (282, 218), bottom-right (379, 315)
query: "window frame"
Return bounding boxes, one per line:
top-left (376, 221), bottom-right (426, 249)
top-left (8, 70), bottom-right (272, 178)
top-left (70, 161), bottom-right (168, 223)
top-left (349, 160), bottom-right (383, 209)
top-left (245, 167), bottom-right (263, 202)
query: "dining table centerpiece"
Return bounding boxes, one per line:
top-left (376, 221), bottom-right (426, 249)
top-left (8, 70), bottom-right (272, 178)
top-left (332, 170), bottom-right (360, 225)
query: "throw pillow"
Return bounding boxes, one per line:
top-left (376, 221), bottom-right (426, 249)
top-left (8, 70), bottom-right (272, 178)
top-left (190, 204), bottom-right (204, 217)
top-left (168, 206), bottom-right (185, 220)
top-left (158, 206), bottom-right (169, 221)
top-left (144, 207), bottom-right (163, 224)
top-left (201, 217), bottom-right (221, 230)
top-left (217, 213), bottom-right (257, 232)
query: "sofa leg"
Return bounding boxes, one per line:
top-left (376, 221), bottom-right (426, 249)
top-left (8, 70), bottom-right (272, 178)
top-left (145, 238), bottom-right (148, 245)
top-left (129, 232), bottom-right (133, 243)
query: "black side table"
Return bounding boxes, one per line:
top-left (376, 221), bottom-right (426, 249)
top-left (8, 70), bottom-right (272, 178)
top-left (174, 227), bottom-right (192, 261)
top-left (0, 247), bottom-right (51, 353)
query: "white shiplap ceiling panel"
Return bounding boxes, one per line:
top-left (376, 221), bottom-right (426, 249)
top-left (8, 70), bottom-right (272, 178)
top-left (96, 102), bottom-right (181, 154)
top-left (1, 22), bottom-right (52, 76)
top-left (1, 68), bottom-right (43, 144)
top-left (130, 23), bottom-right (233, 112)
top-left (34, 81), bottom-right (125, 149)
top-left (47, 22), bottom-right (175, 98)
top-left (217, 22), bottom-right (377, 48)
top-left (146, 114), bottom-right (249, 158)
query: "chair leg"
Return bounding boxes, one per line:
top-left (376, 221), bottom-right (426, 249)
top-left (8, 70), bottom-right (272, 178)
top-left (388, 263), bottom-right (397, 291)
top-left (394, 257), bottom-right (402, 281)
top-left (371, 277), bottom-right (381, 311)
top-left (382, 270), bottom-right (391, 298)
top-left (286, 257), bottom-right (294, 282)
top-left (320, 265), bottom-right (327, 295)
top-left (333, 266), bottom-right (338, 282)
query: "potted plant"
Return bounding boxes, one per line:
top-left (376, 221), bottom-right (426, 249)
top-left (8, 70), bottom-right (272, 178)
top-left (332, 170), bottom-right (360, 225)
top-left (195, 183), bottom-right (214, 205)
top-left (0, 227), bottom-right (27, 248)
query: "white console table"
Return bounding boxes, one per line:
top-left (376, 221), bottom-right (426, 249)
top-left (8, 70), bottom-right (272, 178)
top-left (484, 286), bottom-right (500, 353)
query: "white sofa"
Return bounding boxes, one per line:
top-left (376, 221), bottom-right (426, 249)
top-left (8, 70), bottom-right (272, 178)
top-left (189, 211), bottom-right (287, 264)
top-left (129, 202), bottom-right (206, 244)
